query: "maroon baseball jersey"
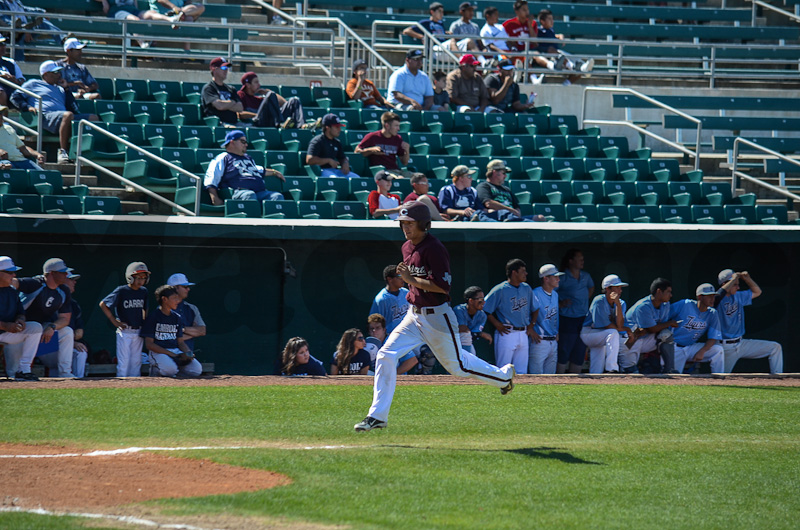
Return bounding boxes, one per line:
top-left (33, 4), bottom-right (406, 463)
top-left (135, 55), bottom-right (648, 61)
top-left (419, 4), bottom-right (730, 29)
top-left (357, 130), bottom-right (406, 170)
top-left (402, 233), bottom-right (451, 307)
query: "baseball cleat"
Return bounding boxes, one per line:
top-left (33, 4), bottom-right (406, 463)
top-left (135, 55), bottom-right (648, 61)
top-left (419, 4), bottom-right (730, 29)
top-left (14, 371), bottom-right (39, 381)
top-left (354, 416), bottom-right (387, 432)
top-left (500, 364), bottom-right (515, 395)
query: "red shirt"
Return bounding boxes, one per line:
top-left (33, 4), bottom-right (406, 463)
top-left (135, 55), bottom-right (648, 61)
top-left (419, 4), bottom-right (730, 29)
top-left (367, 190), bottom-right (401, 217)
top-left (402, 233), bottom-right (451, 307)
top-left (502, 17), bottom-right (538, 52)
top-left (357, 130), bottom-right (406, 170)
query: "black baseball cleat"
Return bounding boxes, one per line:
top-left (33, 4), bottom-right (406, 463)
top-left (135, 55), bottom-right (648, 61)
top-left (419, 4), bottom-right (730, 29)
top-left (500, 364), bottom-right (516, 395)
top-left (14, 371), bottom-right (39, 381)
top-left (354, 416), bottom-right (387, 432)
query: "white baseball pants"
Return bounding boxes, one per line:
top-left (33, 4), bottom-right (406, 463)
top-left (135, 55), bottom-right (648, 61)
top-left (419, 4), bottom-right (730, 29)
top-left (722, 339), bottom-right (783, 374)
top-left (618, 333), bottom-right (657, 370)
top-left (72, 347), bottom-right (87, 378)
top-left (674, 343), bottom-right (724, 374)
top-left (368, 303), bottom-right (513, 422)
top-left (1, 321), bottom-right (43, 376)
top-left (528, 339), bottom-right (558, 374)
top-left (150, 349), bottom-right (202, 377)
top-left (35, 327), bottom-right (75, 377)
top-left (116, 328), bottom-right (143, 377)
top-left (580, 327), bottom-right (620, 373)
top-left (494, 329), bottom-right (529, 374)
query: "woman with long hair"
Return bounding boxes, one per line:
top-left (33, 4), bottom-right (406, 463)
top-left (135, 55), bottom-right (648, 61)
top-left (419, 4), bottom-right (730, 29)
top-left (330, 328), bottom-right (370, 375)
top-left (280, 336), bottom-right (326, 376)
top-left (556, 249), bottom-right (594, 374)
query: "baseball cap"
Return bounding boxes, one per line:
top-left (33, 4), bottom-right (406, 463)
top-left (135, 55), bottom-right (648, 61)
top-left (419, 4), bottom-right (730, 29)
top-left (240, 71), bottom-right (258, 85)
top-left (39, 60), bottom-right (63, 76)
top-left (718, 269), bottom-right (734, 285)
top-left (0, 256), bottom-right (21, 272)
top-left (398, 201), bottom-right (431, 223)
top-left (321, 113), bottom-right (344, 128)
top-left (487, 159), bottom-right (510, 173)
top-left (0, 36), bottom-right (6, 44)
top-left (63, 37), bottom-right (87, 52)
top-left (602, 274), bottom-right (629, 290)
top-left (406, 49), bottom-right (424, 60)
top-left (209, 57), bottom-right (231, 69)
top-left (43, 258), bottom-right (69, 274)
top-left (66, 268), bottom-right (80, 280)
top-left (429, 1), bottom-right (444, 10)
top-left (497, 58), bottom-right (515, 70)
top-left (459, 54), bottom-right (480, 66)
top-left (451, 165), bottom-right (476, 177)
top-left (459, 2), bottom-right (476, 10)
top-left (538, 264), bottom-right (564, 278)
top-left (374, 170), bottom-right (395, 182)
top-left (696, 283), bottom-right (717, 296)
top-left (221, 130), bottom-right (246, 147)
top-left (167, 273), bottom-right (195, 286)
top-left (0, 105), bottom-right (8, 113)
top-left (352, 58), bottom-right (366, 70)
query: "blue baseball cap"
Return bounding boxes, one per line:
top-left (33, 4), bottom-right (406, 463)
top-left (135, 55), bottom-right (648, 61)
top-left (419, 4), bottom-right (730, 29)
top-left (222, 130), bottom-right (246, 147)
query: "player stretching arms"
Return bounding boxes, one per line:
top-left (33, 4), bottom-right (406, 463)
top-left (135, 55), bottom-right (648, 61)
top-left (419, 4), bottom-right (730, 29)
top-left (355, 201), bottom-right (515, 432)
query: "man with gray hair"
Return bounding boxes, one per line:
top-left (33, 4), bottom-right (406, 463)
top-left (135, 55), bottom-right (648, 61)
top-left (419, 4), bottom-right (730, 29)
top-left (167, 273), bottom-right (206, 352)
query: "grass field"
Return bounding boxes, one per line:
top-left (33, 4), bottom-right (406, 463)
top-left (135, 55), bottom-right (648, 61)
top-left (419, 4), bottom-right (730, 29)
top-left (1, 383), bottom-right (799, 529)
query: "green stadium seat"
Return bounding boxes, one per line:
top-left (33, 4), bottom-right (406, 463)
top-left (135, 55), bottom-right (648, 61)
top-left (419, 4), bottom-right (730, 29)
top-left (603, 181), bottom-right (636, 205)
top-left (660, 205), bottom-right (692, 224)
top-left (267, 151), bottom-right (302, 176)
top-left (724, 204), bottom-right (756, 224)
top-left (281, 129), bottom-right (315, 153)
top-left (510, 180), bottom-right (536, 205)
top-left (144, 123), bottom-right (180, 148)
top-left (668, 182), bottom-right (702, 206)
top-left (454, 112), bottom-right (484, 133)
top-left (180, 81), bottom-right (205, 105)
top-left (95, 78), bottom-right (114, 100)
top-left (650, 159), bottom-right (681, 182)
top-left (553, 158), bottom-right (586, 181)
top-left (691, 205), bottom-right (724, 224)
top-left (2, 194), bottom-right (41, 214)
top-left (0, 169), bottom-right (30, 194)
top-left (628, 204), bottom-right (659, 223)
top-left (636, 181), bottom-right (669, 205)
top-left (148, 80), bottom-right (182, 104)
top-left (423, 110), bottom-right (455, 133)
top-left (282, 176), bottom-right (316, 201)
top-left (345, 130), bottom-right (369, 150)
top-left (316, 176), bottom-right (350, 201)
top-left (75, 99), bottom-right (95, 115)
top-left (517, 113), bottom-right (550, 135)
top-left (485, 113), bottom-right (518, 134)
top-left (42, 195), bottom-right (82, 215)
top-left (297, 200), bottom-right (334, 219)
top-left (730, 193), bottom-right (758, 206)
top-left (348, 177), bottom-right (373, 203)
top-left (347, 154), bottom-right (369, 178)
top-left (533, 203), bottom-right (566, 222)
top-left (409, 132), bottom-right (442, 155)
top-left (312, 86), bottom-right (346, 109)
top-left (502, 134), bottom-right (537, 157)
top-left (224, 199), bottom-right (262, 218)
top-left (165, 102), bottom-right (205, 126)
top-left (618, 159), bottom-right (651, 182)
top-left (460, 156), bottom-right (490, 174)
top-left (395, 110), bottom-right (423, 134)
top-left (585, 158), bottom-right (618, 181)
top-left (303, 107), bottom-right (328, 125)
top-left (263, 200), bottom-right (299, 219)
top-left (568, 135), bottom-right (601, 158)
top-left (471, 133), bottom-right (503, 157)
top-left (549, 115), bottom-right (580, 136)
top-left (701, 182), bottom-right (733, 205)
top-left (427, 155), bottom-right (459, 180)
top-left (180, 125), bottom-right (216, 149)
top-left (756, 205), bottom-right (788, 224)
top-left (390, 178), bottom-right (413, 200)
top-left (247, 127), bottom-right (283, 151)
top-left (162, 147), bottom-right (199, 175)
top-left (323, 108), bottom-right (358, 129)
top-left (494, 157), bottom-right (523, 180)
top-left (427, 179), bottom-right (446, 196)
top-left (27, 170), bottom-right (63, 195)
top-left (535, 135), bottom-right (568, 158)
top-left (280, 86), bottom-right (315, 107)
top-left (83, 196), bottom-right (121, 215)
top-left (95, 100), bottom-right (131, 124)
top-left (538, 180), bottom-right (571, 204)
top-left (565, 203), bottom-right (599, 222)
top-left (599, 136), bottom-right (629, 159)
top-left (105, 123), bottom-right (145, 156)
top-left (129, 101), bottom-right (164, 125)
top-left (359, 108), bottom-right (384, 131)
top-left (332, 201), bottom-right (368, 220)
top-left (520, 157), bottom-right (554, 180)
top-left (440, 133), bottom-right (473, 156)
top-left (571, 181), bottom-right (602, 205)
top-left (114, 78), bottom-right (148, 102)
top-left (597, 204), bottom-right (629, 222)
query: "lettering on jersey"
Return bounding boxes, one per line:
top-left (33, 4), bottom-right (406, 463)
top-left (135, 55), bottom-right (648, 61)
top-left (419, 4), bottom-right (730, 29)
top-left (123, 299), bottom-right (145, 309)
top-left (510, 296), bottom-right (528, 312)
top-left (231, 157), bottom-right (260, 177)
top-left (155, 322), bottom-right (178, 341)
top-left (683, 315), bottom-right (707, 332)
top-left (723, 300), bottom-right (739, 317)
top-left (407, 264), bottom-right (428, 277)
top-left (45, 296), bottom-right (54, 308)
top-left (443, 272), bottom-right (452, 285)
top-left (391, 302), bottom-right (409, 322)
top-left (544, 305), bottom-right (559, 321)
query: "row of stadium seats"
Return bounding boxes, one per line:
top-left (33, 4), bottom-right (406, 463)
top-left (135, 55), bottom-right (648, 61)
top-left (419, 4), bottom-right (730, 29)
top-left (0, 169), bottom-right (87, 197)
top-left (0, 194), bottom-right (122, 215)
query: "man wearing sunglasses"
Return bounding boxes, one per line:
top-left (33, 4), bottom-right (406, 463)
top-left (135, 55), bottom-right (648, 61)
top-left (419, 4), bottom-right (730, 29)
top-left (201, 57), bottom-right (244, 126)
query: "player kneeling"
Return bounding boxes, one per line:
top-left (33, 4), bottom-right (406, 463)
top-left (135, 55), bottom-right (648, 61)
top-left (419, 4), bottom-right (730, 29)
top-left (141, 285), bottom-right (202, 378)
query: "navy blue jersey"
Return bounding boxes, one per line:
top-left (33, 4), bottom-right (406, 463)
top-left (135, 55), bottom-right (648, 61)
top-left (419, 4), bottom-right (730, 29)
top-left (69, 299), bottom-right (83, 331)
top-left (101, 285), bottom-right (148, 327)
top-left (285, 355), bottom-right (327, 376)
top-left (176, 300), bottom-right (205, 350)
top-left (140, 309), bottom-right (183, 349)
top-left (17, 276), bottom-right (71, 324)
top-left (0, 284), bottom-right (23, 322)
top-left (331, 349), bottom-right (371, 374)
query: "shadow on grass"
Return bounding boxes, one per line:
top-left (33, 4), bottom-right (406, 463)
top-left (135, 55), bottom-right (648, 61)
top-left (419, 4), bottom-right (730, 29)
top-left (381, 445), bottom-right (603, 465)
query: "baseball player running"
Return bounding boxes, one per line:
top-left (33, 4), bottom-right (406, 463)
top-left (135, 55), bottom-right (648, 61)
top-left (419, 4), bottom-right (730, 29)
top-left (669, 283), bottom-right (725, 373)
top-left (715, 269), bottom-right (783, 373)
top-left (580, 275), bottom-right (630, 373)
top-left (484, 260), bottom-right (535, 373)
top-left (529, 264), bottom-right (563, 374)
top-left (355, 201), bottom-right (515, 432)
top-left (620, 278), bottom-right (679, 374)
top-left (99, 262), bottom-right (150, 377)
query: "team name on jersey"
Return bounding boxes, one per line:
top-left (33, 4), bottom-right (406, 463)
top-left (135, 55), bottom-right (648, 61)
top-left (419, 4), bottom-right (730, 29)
top-left (683, 315), bottom-right (707, 331)
top-left (510, 296), bottom-right (528, 312)
top-left (154, 322), bottom-right (178, 341)
top-left (544, 306), bottom-right (559, 321)
top-left (407, 264), bottom-right (428, 277)
top-left (392, 303), bottom-right (409, 321)
top-left (123, 299), bottom-right (145, 309)
top-left (722, 300), bottom-right (739, 317)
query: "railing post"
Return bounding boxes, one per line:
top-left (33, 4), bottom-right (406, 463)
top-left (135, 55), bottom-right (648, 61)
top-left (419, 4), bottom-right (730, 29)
top-left (194, 175), bottom-right (201, 216)
top-left (74, 120), bottom-right (84, 187)
top-left (36, 98), bottom-right (42, 154)
top-left (732, 139), bottom-right (739, 196)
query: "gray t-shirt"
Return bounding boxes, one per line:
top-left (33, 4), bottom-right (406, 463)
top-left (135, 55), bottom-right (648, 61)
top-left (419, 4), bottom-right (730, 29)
top-left (484, 73), bottom-right (519, 112)
top-left (449, 19), bottom-right (479, 36)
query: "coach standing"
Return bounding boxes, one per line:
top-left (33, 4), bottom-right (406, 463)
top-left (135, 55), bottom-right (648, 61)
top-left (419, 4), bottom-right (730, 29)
top-left (0, 256), bottom-right (42, 380)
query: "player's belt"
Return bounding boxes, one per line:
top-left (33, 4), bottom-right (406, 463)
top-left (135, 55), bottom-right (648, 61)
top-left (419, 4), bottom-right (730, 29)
top-left (506, 326), bottom-right (526, 331)
top-left (412, 305), bottom-right (448, 315)
top-left (722, 337), bottom-right (741, 344)
top-left (540, 336), bottom-right (556, 341)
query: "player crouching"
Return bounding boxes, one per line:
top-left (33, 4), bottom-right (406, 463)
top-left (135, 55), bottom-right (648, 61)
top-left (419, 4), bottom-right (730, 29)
top-left (141, 285), bottom-right (202, 378)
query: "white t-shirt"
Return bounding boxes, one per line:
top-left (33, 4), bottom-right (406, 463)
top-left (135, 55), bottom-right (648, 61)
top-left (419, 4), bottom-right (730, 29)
top-left (378, 194), bottom-right (400, 220)
top-left (480, 22), bottom-right (510, 51)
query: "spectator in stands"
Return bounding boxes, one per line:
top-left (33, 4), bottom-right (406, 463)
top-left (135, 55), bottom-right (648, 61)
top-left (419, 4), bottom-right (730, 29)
top-left (386, 49), bottom-right (433, 111)
top-left (12, 61), bottom-right (99, 165)
top-left (0, 0), bottom-right (64, 54)
top-left (450, 2), bottom-right (480, 38)
top-left (201, 57), bottom-right (244, 126)
top-left (330, 328), bottom-right (370, 375)
top-left (237, 71), bottom-right (313, 129)
top-left (0, 36), bottom-right (23, 108)
top-left (556, 248), bottom-right (593, 374)
top-left (403, 172), bottom-right (448, 221)
top-left (279, 336), bottom-right (326, 376)
top-left (56, 38), bottom-right (100, 101)
top-left (268, 0), bottom-right (287, 25)
top-left (454, 285), bottom-right (492, 355)
top-left (96, 0), bottom-right (182, 25)
top-left (438, 164), bottom-right (487, 221)
top-left (305, 113), bottom-right (359, 179)
top-left (149, 0), bottom-right (204, 23)
top-left (476, 159), bottom-right (526, 221)
top-left (371, 265), bottom-right (409, 334)
top-left (346, 59), bottom-right (388, 109)
top-left (167, 273), bottom-right (206, 353)
top-left (484, 58), bottom-right (536, 113)
top-left (533, 9), bottom-right (593, 86)
top-left (63, 269), bottom-right (87, 379)
top-left (363, 312), bottom-right (418, 374)
top-left (431, 71), bottom-right (450, 111)
top-left (355, 111), bottom-right (412, 178)
top-left (403, 1), bottom-right (484, 63)
top-left (503, 0), bottom-right (537, 60)
top-left (0, 256), bottom-right (42, 381)
top-left (204, 130), bottom-right (285, 205)
top-left (367, 170), bottom-right (403, 219)
top-left (0, 104), bottom-right (45, 170)
top-left (480, 6), bottom-right (510, 55)
top-left (142, 284), bottom-right (203, 378)
top-left (446, 54), bottom-right (498, 113)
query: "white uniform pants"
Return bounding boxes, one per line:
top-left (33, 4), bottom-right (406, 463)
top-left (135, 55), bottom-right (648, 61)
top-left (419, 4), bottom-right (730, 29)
top-left (580, 327), bottom-right (620, 373)
top-left (116, 328), bottom-right (143, 377)
top-left (2, 322), bottom-right (43, 376)
top-left (529, 339), bottom-right (558, 374)
top-left (368, 304), bottom-right (513, 422)
top-left (618, 333), bottom-right (657, 370)
top-left (150, 349), bottom-right (202, 377)
top-left (722, 339), bottom-right (783, 374)
top-left (494, 329), bottom-right (529, 374)
top-left (72, 348), bottom-right (87, 378)
top-left (35, 326), bottom-right (75, 377)
top-left (674, 343), bottom-right (724, 374)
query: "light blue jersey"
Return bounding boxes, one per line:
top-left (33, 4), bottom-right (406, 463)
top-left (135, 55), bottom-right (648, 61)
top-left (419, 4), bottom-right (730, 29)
top-left (483, 281), bottom-right (534, 328)
top-left (371, 287), bottom-right (410, 333)
top-left (453, 303), bottom-right (487, 333)
top-left (715, 290), bottom-right (752, 339)
top-left (532, 286), bottom-right (559, 337)
top-left (584, 294), bottom-right (628, 335)
top-left (557, 270), bottom-right (594, 318)
top-left (668, 299), bottom-right (722, 347)
top-left (626, 295), bottom-right (670, 330)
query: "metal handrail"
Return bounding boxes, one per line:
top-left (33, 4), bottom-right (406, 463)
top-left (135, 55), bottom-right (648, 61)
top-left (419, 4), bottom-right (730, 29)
top-left (581, 87), bottom-right (703, 171)
top-left (75, 120), bottom-right (201, 216)
top-left (746, 0), bottom-right (800, 24)
top-left (370, 20), bottom-right (460, 77)
top-left (250, 0), bottom-right (299, 25)
top-left (732, 137), bottom-right (800, 202)
top-left (0, 78), bottom-right (42, 153)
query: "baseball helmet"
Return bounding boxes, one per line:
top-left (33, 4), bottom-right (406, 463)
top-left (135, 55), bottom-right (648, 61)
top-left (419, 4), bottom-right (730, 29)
top-left (125, 261), bottom-right (151, 284)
